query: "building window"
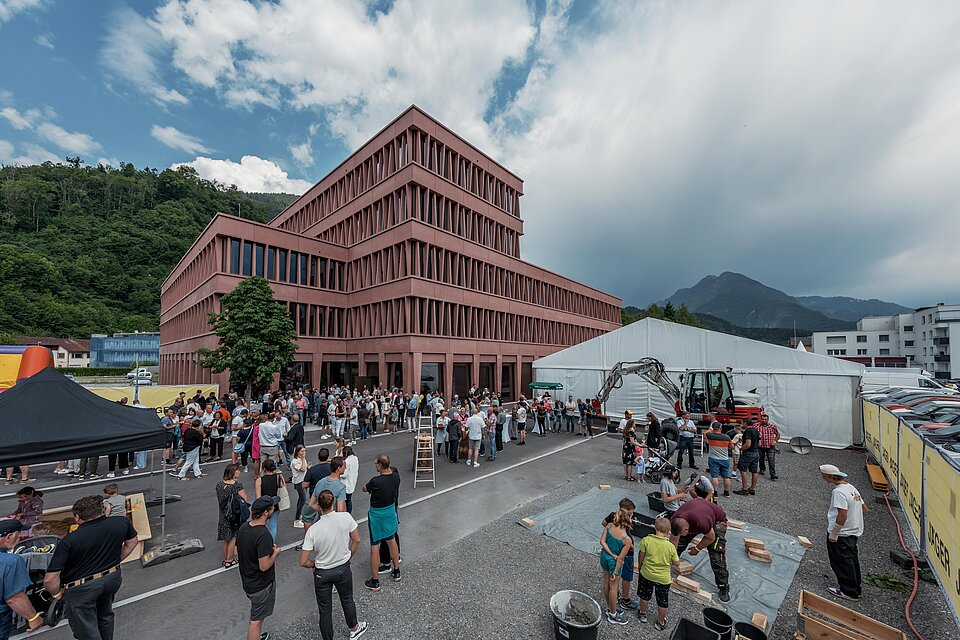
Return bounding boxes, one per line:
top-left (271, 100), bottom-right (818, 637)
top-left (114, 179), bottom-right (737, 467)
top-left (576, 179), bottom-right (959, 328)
top-left (255, 244), bottom-right (265, 277)
top-left (827, 349), bottom-right (847, 356)
top-left (241, 241), bottom-right (253, 276)
top-left (905, 340), bottom-right (915, 347)
top-left (318, 258), bottom-right (327, 288)
top-left (310, 256), bottom-right (318, 287)
top-left (826, 336), bottom-right (846, 345)
top-left (279, 249), bottom-right (288, 281)
top-left (857, 349), bottom-right (868, 355)
top-left (856, 335), bottom-right (867, 343)
top-left (267, 248), bottom-right (276, 280)
top-left (879, 349), bottom-right (890, 355)
top-left (289, 251), bottom-right (299, 284)
top-left (300, 253), bottom-right (308, 285)
top-left (879, 335), bottom-right (890, 342)
top-left (230, 238), bottom-right (241, 274)
top-left (904, 325), bottom-right (913, 332)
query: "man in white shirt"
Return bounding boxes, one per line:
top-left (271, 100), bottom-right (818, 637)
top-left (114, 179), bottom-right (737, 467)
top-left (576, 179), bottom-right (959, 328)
top-left (617, 410), bottom-right (633, 433)
top-left (258, 418), bottom-right (284, 466)
top-left (299, 490), bottom-right (367, 640)
top-left (675, 411), bottom-right (699, 470)
top-left (465, 409), bottom-right (486, 468)
top-left (821, 464), bottom-right (867, 601)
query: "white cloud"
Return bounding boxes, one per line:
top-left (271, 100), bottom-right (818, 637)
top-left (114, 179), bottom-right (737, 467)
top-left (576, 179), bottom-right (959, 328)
top-left (172, 155), bottom-right (311, 194)
top-left (101, 6), bottom-right (189, 106)
top-left (0, 140), bottom-right (60, 165)
top-left (36, 122), bottom-right (102, 155)
top-left (0, 0), bottom-right (45, 24)
top-left (34, 31), bottom-right (53, 49)
top-left (0, 106), bottom-right (38, 130)
top-left (150, 124), bottom-right (212, 154)
top-left (289, 141), bottom-right (313, 167)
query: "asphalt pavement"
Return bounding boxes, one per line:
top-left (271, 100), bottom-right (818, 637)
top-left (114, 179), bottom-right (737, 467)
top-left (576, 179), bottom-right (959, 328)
top-left (5, 425), bottom-right (614, 640)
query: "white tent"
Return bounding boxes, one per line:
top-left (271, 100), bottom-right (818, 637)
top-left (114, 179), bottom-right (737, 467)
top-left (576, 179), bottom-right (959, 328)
top-left (533, 318), bottom-right (864, 448)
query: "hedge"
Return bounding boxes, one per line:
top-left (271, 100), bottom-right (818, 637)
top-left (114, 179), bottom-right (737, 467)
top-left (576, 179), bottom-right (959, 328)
top-left (58, 367), bottom-right (134, 377)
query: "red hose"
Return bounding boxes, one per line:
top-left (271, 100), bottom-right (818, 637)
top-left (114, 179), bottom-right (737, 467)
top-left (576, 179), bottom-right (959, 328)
top-left (882, 490), bottom-right (925, 640)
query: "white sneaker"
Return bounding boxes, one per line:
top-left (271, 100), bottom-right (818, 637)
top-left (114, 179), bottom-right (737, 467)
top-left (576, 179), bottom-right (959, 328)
top-left (122, 469), bottom-right (130, 475)
top-left (106, 472), bottom-right (116, 478)
top-left (466, 460), bottom-right (472, 465)
top-left (473, 462), bottom-right (480, 468)
top-left (293, 520), bottom-right (304, 529)
top-left (321, 434), bottom-right (331, 439)
top-left (349, 622), bottom-right (367, 639)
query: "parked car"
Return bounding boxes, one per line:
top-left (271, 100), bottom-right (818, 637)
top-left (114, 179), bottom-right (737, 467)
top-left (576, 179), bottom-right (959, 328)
top-left (919, 414), bottom-right (960, 431)
top-left (126, 368), bottom-right (152, 380)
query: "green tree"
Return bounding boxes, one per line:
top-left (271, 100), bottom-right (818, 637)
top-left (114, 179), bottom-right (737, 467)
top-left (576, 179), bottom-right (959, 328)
top-left (197, 277), bottom-right (298, 403)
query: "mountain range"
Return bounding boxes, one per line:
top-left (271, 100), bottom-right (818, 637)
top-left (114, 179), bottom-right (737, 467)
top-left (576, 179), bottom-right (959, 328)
top-left (652, 272), bottom-right (911, 337)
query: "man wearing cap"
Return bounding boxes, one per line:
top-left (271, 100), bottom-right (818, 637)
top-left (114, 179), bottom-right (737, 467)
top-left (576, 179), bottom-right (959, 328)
top-left (820, 464), bottom-right (868, 601)
top-left (237, 496), bottom-right (282, 640)
top-left (0, 519), bottom-right (44, 637)
top-left (43, 496), bottom-right (140, 640)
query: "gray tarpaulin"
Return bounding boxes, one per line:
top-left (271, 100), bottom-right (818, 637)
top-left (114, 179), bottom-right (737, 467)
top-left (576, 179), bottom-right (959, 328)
top-left (523, 487), bottom-right (807, 627)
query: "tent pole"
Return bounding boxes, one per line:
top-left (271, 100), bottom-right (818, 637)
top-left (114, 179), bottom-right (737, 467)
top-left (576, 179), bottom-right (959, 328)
top-left (161, 450), bottom-right (167, 542)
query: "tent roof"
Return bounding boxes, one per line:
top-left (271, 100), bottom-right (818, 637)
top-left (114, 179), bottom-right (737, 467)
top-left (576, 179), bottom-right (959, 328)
top-left (0, 368), bottom-right (164, 466)
top-left (535, 318), bottom-right (864, 376)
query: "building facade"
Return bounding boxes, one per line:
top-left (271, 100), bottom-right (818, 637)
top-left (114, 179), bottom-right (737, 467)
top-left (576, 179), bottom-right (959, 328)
top-left (90, 332), bottom-right (161, 368)
top-left (811, 304), bottom-right (958, 379)
top-left (160, 106), bottom-right (622, 399)
top-left (16, 337), bottom-right (90, 368)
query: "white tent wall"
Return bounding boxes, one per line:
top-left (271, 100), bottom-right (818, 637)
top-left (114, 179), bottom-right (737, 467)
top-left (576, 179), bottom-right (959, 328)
top-left (533, 318), bottom-right (864, 448)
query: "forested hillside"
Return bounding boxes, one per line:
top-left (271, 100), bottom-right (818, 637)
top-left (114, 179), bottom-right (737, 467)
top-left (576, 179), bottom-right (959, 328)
top-left (0, 160), bottom-right (298, 338)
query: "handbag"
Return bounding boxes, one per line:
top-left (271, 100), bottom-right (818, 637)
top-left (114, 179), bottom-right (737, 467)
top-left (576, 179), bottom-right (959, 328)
top-left (233, 428), bottom-right (253, 454)
top-left (277, 484), bottom-right (291, 511)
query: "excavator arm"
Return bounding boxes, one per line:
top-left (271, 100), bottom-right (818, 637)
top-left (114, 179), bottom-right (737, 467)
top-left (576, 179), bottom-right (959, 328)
top-left (596, 358), bottom-right (682, 409)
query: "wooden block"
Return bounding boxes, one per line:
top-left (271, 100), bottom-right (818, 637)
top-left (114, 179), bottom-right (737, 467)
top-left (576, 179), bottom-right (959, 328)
top-left (520, 517), bottom-right (535, 528)
top-left (751, 612), bottom-right (768, 632)
top-left (743, 537), bottom-right (765, 550)
top-left (675, 575), bottom-right (700, 592)
top-left (866, 464), bottom-right (889, 491)
top-left (726, 519), bottom-right (745, 530)
top-left (691, 589), bottom-right (713, 605)
top-left (674, 560), bottom-right (694, 576)
top-left (748, 549), bottom-right (772, 562)
top-left (599, 484), bottom-right (611, 490)
top-left (797, 535), bottom-right (813, 549)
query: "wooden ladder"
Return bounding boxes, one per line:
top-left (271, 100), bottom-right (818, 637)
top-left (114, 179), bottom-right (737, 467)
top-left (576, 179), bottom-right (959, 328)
top-left (413, 415), bottom-right (436, 488)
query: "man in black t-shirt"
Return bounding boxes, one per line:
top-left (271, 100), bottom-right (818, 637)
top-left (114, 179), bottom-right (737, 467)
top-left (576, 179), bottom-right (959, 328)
top-left (362, 454), bottom-right (401, 592)
top-left (236, 496), bottom-right (281, 640)
top-left (736, 419), bottom-right (761, 496)
top-left (44, 496), bottom-right (140, 640)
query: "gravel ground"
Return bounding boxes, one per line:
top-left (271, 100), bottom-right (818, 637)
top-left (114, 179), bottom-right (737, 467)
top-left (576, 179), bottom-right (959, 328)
top-left (274, 439), bottom-right (957, 640)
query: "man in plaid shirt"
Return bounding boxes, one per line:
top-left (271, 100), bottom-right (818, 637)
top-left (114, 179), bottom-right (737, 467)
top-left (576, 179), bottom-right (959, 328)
top-left (756, 413), bottom-right (781, 480)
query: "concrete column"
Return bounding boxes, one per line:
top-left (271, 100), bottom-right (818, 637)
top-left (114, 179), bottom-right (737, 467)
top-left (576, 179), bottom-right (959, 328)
top-left (514, 356), bottom-right (523, 400)
top-left (378, 353), bottom-right (387, 389)
top-left (444, 353), bottom-right (454, 401)
top-left (311, 352), bottom-right (323, 388)
top-left (411, 351), bottom-right (423, 395)
top-left (402, 352), bottom-right (414, 394)
top-left (357, 352), bottom-right (367, 377)
top-left (494, 354), bottom-right (503, 394)
top-left (471, 355), bottom-right (480, 392)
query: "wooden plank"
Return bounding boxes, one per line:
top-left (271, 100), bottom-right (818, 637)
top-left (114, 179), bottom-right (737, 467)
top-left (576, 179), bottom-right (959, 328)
top-left (674, 560), bottom-right (694, 576)
top-left (691, 589), bottom-right (713, 605)
top-left (797, 535), bottom-right (813, 549)
top-left (748, 549), bottom-right (772, 563)
top-left (751, 612), bottom-right (768, 632)
top-left (799, 615), bottom-right (866, 640)
top-left (799, 591), bottom-right (906, 640)
top-left (519, 517), bottom-right (535, 528)
top-left (599, 484), bottom-right (611, 490)
top-left (743, 537), bottom-right (766, 550)
top-left (675, 575), bottom-right (700, 592)
top-left (726, 519), bottom-right (745, 530)
top-left (866, 464), bottom-right (889, 491)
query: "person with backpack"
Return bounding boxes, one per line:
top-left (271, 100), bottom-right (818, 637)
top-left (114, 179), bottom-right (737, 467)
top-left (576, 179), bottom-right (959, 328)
top-left (216, 463), bottom-right (248, 568)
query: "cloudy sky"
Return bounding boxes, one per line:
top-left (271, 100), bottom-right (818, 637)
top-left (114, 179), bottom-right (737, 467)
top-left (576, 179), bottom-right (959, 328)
top-left (2, 0), bottom-right (959, 308)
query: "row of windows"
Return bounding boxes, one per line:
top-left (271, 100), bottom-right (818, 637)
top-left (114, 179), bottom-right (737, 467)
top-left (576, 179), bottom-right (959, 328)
top-left (827, 334), bottom-right (891, 344)
top-left (276, 125), bottom-right (520, 235)
top-left (282, 295), bottom-right (605, 345)
top-left (163, 240), bottom-right (217, 308)
top-left (222, 237), bottom-right (346, 290)
top-left (316, 182), bottom-right (519, 257)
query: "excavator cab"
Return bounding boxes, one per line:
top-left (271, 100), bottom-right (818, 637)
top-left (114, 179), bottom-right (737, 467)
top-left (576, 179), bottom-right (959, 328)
top-left (683, 370), bottom-right (737, 417)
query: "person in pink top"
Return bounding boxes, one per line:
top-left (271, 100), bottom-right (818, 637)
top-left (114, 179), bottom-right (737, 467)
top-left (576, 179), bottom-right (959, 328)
top-left (251, 419), bottom-right (263, 476)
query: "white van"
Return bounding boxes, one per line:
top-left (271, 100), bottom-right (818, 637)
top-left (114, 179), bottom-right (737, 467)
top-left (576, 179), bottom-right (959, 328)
top-left (861, 368), bottom-right (950, 393)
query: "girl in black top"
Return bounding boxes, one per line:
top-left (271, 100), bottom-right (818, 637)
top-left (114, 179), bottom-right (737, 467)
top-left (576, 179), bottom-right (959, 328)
top-left (255, 459), bottom-right (285, 540)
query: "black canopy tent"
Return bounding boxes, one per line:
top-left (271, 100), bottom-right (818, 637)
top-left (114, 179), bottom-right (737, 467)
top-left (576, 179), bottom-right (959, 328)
top-left (0, 367), bottom-right (165, 467)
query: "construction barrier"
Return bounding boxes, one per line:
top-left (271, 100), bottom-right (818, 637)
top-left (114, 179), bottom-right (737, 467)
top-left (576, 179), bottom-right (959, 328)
top-left (87, 384), bottom-right (219, 416)
top-left (861, 398), bottom-right (960, 626)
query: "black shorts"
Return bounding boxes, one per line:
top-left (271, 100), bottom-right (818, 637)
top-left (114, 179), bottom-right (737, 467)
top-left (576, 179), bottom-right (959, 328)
top-left (516, 421), bottom-right (525, 431)
top-left (246, 581), bottom-right (276, 621)
top-left (636, 574), bottom-right (670, 608)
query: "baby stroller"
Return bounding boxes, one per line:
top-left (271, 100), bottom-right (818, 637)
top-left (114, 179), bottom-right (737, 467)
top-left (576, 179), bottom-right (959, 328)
top-left (643, 438), bottom-right (678, 484)
top-left (12, 535), bottom-right (67, 629)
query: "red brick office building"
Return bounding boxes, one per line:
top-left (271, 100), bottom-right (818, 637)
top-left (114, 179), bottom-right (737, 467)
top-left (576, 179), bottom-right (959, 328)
top-left (160, 106), bottom-right (621, 399)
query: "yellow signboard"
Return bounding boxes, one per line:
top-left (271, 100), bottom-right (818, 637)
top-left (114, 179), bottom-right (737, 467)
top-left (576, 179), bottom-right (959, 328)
top-left (88, 385), bottom-right (219, 416)
top-left (898, 427), bottom-right (925, 542)
top-left (862, 400), bottom-right (881, 460)
top-left (879, 410), bottom-right (900, 486)
top-left (924, 449), bottom-right (960, 615)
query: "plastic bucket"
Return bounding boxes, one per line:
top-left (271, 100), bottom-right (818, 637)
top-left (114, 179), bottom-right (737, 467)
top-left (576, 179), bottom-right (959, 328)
top-left (550, 590), bottom-right (602, 640)
top-left (670, 618), bottom-right (722, 640)
top-left (702, 607), bottom-right (733, 640)
top-left (733, 622), bottom-right (767, 640)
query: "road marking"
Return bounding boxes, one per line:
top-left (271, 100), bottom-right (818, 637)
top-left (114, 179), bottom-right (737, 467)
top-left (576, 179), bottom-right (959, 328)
top-left (29, 431), bottom-right (605, 634)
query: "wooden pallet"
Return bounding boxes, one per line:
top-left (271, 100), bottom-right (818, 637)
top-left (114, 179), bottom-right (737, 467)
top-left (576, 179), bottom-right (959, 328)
top-left (796, 590), bottom-right (906, 640)
top-left (865, 463), bottom-right (889, 491)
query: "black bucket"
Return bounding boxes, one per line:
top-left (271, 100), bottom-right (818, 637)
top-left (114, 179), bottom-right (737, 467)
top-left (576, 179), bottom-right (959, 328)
top-left (702, 607), bottom-right (733, 640)
top-left (550, 590), bottom-right (602, 640)
top-left (733, 622), bottom-right (767, 640)
top-left (631, 512), bottom-right (657, 539)
top-left (647, 491), bottom-right (667, 512)
top-left (670, 618), bottom-right (721, 640)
